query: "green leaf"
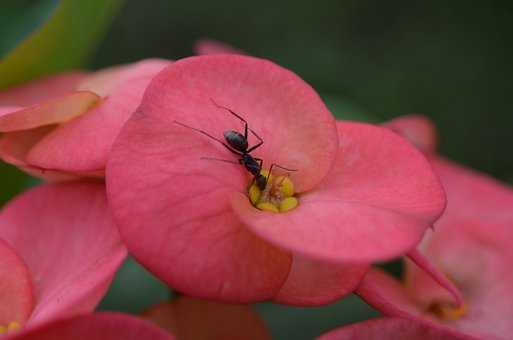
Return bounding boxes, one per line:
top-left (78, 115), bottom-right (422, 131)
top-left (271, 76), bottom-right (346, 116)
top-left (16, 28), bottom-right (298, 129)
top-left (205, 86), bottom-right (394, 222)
top-left (0, 0), bottom-right (124, 89)
top-left (0, 164), bottom-right (31, 207)
top-left (98, 257), bottom-right (171, 313)
top-left (0, 0), bottom-right (59, 58)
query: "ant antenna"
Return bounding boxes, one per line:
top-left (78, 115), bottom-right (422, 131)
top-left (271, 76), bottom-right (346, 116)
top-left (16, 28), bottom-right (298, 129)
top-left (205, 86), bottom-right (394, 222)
top-left (267, 163), bottom-right (298, 182)
top-left (173, 120), bottom-right (241, 156)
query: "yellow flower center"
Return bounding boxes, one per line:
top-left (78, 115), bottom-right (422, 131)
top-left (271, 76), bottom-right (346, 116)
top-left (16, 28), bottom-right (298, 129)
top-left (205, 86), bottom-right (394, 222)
top-left (427, 302), bottom-right (468, 321)
top-left (0, 321), bottom-right (21, 335)
top-left (248, 170), bottom-right (299, 213)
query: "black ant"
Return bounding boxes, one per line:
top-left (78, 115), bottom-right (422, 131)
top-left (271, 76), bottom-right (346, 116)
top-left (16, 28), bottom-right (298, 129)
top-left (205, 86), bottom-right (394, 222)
top-left (174, 99), bottom-right (296, 191)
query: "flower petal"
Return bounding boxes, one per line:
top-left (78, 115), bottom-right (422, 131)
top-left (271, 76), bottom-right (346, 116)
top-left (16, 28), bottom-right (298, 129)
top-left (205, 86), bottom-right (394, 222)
top-left (0, 127), bottom-right (55, 168)
top-left (194, 39), bottom-right (245, 55)
top-left (431, 157), bottom-right (513, 243)
top-left (77, 59), bottom-right (171, 97)
top-left (0, 106), bottom-right (23, 115)
top-left (406, 249), bottom-right (463, 307)
top-left (24, 59), bottom-right (171, 173)
top-left (107, 115), bottom-right (291, 301)
top-left (9, 313), bottom-right (175, 340)
top-left (405, 159), bottom-right (513, 339)
top-left (0, 72), bottom-right (87, 107)
top-left (383, 115), bottom-right (437, 153)
top-left (0, 239), bottom-right (33, 327)
top-left (273, 255), bottom-right (368, 306)
top-left (233, 121), bottom-right (445, 262)
top-left (143, 296), bottom-right (270, 340)
top-left (356, 268), bottom-right (426, 320)
top-left (358, 158), bottom-right (513, 339)
top-left (0, 182), bottom-right (126, 327)
top-left (0, 127), bottom-right (81, 181)
top-left (107, 55), bottom-right (339, 302)
top-left (318, 317), bottom-right (471, 340)
top-left (108, 110), bottom-right (290, 302)
top-left (136, 55), bottom-right (338, 192)
top-left (0, 91), bottom-right (100, 132)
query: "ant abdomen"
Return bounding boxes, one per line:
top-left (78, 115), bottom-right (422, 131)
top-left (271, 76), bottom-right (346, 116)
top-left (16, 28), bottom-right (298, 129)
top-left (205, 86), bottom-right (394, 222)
top-left (223, 130), bottom-right (248, 152)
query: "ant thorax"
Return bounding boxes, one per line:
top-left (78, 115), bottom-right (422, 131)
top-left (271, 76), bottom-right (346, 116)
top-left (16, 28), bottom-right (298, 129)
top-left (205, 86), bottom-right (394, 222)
top-left (249, 171), bottom-right (298, 213)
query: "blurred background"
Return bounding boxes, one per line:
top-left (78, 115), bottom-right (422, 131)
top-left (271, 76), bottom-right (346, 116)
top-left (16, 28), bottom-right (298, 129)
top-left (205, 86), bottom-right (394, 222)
top-left (1, 1), bottom-right (512, 338)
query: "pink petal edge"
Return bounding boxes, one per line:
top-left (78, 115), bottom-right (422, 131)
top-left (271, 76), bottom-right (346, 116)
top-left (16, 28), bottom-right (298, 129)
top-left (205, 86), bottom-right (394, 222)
top-left (0, 72), bottom-right (88, 107)
top-left (0, 92), bottom-right (100, 132)
top-left (0, 182), bottom-right (127, 327)
top-left (0, 239), bottom-right (33, 326)
top-left (273, 255), bottom-right (368, 306)
top-left (317, 317), bottom-right (474, 340)
top-left (25, 59), bottom-right (172, 173)
top-left (194, 39), bottom-right (245, 55)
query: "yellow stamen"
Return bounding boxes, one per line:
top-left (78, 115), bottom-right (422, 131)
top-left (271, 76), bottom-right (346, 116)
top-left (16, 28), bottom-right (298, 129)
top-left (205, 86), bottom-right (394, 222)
top-left (257, 202), bottom-right (280, 213)
top-left (275, 175), bottom-right (294, 197)
top-left (248, 170), bottom-right (299, 213)
top-left (7, 322), bottom-right (20, 332)
top-left (428, 302), bottom-right (468, 321)
top-left (279, 197), bottom-right (298, 212)
top-left (0, 321), bottom-right (21, 335)
top-left (248, 184), bottom-right (261, 205)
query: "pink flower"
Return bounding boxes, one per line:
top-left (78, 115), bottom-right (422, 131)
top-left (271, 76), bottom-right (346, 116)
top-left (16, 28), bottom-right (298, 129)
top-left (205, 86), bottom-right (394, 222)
top-left (142, 296), bottom-right (271, 340)
top-left (6, 313), bottom-right (174, 340)
top-left (0, 59), bottom-right (171, 179)
top-left (356, 115), bottom-right (513, 339)
top-left (318, 317), bottom-right (471, 340)
top-left (106, 55), bottom-right (445, 304)
top-left (193, 39), bottom-right (245, 56)
top-left (0, 182), bottom-right (126, 335)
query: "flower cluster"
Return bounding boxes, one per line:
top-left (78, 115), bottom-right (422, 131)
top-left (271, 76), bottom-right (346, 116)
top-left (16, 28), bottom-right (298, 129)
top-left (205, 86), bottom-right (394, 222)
top-left (0, 41), bottom-right (510, 339)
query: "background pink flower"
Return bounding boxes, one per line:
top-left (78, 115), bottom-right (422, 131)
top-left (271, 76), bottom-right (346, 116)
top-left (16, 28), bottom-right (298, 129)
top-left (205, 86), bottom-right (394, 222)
top-left (143, 296), bottom-right (271, 340)
top-left (193, 39), bottom-right (245, 56)
top-left (7, 313), bottom-right (174, 340)
top-left (356, 115), bottom-right (513, 340)
top-left (0, 59), bottom-right (170, 179)
top-left (318, 317), bottom-right (472, 340)
top-left (107, 55), bottom-right (445, 304)
top-left (0, 182), bottom-right (126, 334)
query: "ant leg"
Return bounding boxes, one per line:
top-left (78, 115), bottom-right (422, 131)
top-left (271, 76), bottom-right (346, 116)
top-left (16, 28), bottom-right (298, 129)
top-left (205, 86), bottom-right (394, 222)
top-left (267, 163), bottom-right (298, 183)
top-left (200, 157), bottom-right (240, 165)
top-left (210, 98), bottom-right (248, 134)
top-left (253, 158), bottom-right (264, 172)
top-left (210, 98), bottom-right (265, 153)
top-left (174, 121), bottom-right (242, 156)
top-left (246, 128), bottom-right (264, 153)
top-left (269, 163), bottom-right (298, 172)
top-left (276, 172), bottom-right (290, 186)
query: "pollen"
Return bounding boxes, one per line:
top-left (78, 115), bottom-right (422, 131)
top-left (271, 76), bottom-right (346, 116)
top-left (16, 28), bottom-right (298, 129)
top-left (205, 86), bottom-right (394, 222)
top-left (0, 321), bottom-right (21, 335)
top-left (428, 302), bottom-right (468, 321)
top-left (249, 170), bottom-right (299, 213)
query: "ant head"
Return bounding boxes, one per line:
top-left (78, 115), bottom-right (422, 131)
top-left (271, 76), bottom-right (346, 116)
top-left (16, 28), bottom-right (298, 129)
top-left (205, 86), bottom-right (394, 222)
top-left (256, 174), bottom-right (268, 191)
